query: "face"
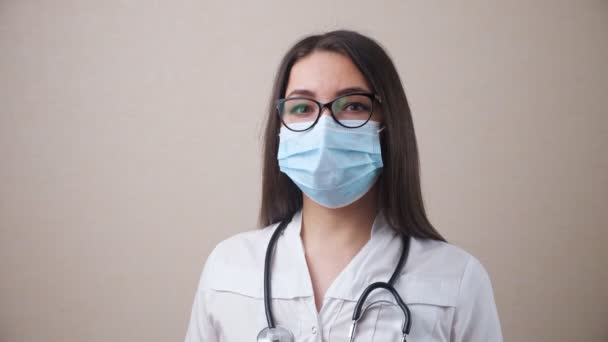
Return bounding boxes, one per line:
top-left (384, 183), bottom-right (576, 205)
top-left (284, 51), bottom-right (383, 124)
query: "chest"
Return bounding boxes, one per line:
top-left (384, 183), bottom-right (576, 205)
top-left (304, 251), bottom-right (354, 312)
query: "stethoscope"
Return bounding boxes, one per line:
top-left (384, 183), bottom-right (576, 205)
top-left (257, 215), bottom-right (412, 342)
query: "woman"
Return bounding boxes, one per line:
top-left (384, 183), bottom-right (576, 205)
top-left (185, 30), bottom-right (502, 341)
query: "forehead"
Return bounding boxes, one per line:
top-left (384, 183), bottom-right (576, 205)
top-left (285, 51), bottom-right (370, 98)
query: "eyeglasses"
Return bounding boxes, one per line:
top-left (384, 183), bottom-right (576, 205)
top-left (276, 92), bottom-right (381, 132)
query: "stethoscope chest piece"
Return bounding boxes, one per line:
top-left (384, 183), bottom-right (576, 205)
top-left (256, 326), bottom-right (295, 342)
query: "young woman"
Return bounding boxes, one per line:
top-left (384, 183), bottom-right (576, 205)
top-left (185, 30), bottom-right (502, 341)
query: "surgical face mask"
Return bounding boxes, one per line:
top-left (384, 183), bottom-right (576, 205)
top-left (277, 115), bottom-right (383, 208)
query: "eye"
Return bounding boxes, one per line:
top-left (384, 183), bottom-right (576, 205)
top-left (290, 103), bottom-right (314, 114)
top-left (343, 102), bottom-right (370, 112)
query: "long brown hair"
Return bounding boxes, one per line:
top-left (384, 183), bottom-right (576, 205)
top-left (259, 30), bottom-right (445, 241)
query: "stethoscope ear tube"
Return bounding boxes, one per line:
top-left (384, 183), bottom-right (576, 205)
top-left (351, 281), bottom-right (412, 335)
top-left (388, 234), bottom-right (410, 286)
top-left (350, 234), bottom-right (412, 341)
top-left (263, 216), bottom-right (294, 329)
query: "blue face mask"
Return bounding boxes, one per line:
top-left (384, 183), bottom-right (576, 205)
top-left (277, 115), bottom-right (384, 208)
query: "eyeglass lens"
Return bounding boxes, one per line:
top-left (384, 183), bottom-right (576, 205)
top-left (278, 94), bottom-right (373, 131)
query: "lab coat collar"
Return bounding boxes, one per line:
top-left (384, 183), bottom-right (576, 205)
top-left (282, 209), bottom-right (400, 302)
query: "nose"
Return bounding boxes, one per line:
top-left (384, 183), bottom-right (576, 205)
top-left (320, 105), bottom-right (332, 117)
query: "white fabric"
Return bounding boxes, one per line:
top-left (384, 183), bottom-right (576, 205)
top-left (184, 210), bottom-right (503, 341)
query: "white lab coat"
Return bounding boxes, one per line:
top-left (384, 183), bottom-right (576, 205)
top-left (185, 210), bottom-right (503, 341)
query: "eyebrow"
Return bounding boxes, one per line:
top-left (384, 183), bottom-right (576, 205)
top-left (286, 86), bottom-right (371, 99)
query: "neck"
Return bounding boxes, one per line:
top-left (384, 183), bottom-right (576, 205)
top-left (300, 185), bottom-right (379, 252)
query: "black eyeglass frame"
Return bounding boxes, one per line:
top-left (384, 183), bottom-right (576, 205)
top-left (275, 92), bottom-right (382, 132)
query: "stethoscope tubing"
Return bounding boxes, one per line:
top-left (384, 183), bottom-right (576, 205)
top-left (262, 215), bottom-right (412, 338)
top-left (263, 217), bottom-right (292, 328)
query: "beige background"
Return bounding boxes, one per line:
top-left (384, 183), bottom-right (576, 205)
top-left (1, 1), bottom-right (606, 341)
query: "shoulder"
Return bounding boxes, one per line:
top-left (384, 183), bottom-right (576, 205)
top-left (207, 224), bottom-right (277, 267)
top-left (411, 239), bottom-right (503, 338)
top-left (401, 237), bottom-right (496, 307)
top-left (408, 237), bottom-right (490, 280)
top-left (197, 223), bottom-right (280, 296)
